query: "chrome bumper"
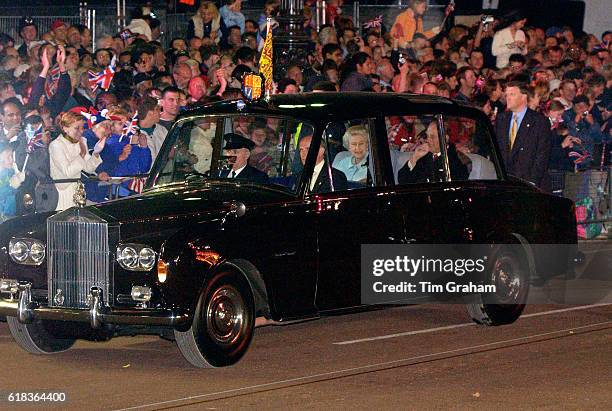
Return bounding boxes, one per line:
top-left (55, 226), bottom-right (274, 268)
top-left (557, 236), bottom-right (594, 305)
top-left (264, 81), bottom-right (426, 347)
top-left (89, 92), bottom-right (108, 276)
top-left (0, 282), bottom-right (189, 328)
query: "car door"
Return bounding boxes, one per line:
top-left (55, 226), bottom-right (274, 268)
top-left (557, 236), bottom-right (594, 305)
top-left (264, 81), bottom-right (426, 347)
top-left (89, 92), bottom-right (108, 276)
top-left (389, 113), bottom-right (473, 244)
top-left (312, 118), bottom-right (408, 311)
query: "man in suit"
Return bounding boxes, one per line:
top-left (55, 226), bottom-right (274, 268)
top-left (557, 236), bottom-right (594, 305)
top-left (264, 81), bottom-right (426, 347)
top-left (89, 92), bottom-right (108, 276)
top-left (398, 121), bottom-right (470, 184)
top-left (298, 134), bottom-right (347, 193)
top-left (221, 133), bottom-right (269, 184)
top-left (495, 81), bottom-right (551, 191)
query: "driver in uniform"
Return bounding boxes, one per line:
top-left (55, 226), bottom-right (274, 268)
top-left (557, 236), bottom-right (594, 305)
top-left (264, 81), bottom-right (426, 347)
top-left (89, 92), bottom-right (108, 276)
top-left (220, 133), bottom-right (269, 184)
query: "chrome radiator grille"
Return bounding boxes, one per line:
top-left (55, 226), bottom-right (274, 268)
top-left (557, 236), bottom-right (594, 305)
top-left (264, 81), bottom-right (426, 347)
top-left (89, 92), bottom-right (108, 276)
top-left (47, 209), bottom-right (110, 308)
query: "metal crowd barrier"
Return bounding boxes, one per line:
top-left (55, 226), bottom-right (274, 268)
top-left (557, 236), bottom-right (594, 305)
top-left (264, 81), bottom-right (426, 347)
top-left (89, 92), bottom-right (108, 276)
top-left (0, 15), bottom-right (83, 46)
top-left (550, 167), bottom-right (611, 238)
top-left (0, 2), bottom-right (446, 51)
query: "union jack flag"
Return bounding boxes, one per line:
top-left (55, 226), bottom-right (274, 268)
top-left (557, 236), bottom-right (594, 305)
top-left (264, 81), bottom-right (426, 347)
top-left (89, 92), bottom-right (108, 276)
top-left (120, 29), bottom-right (134, 41)
top-left (88, 56), bottom-right (116, 92)
top-left (26, 125), bottom-right (45, 153)
top-left (120, 111), bottom-right (139, 143)
top-left (569, 149), bottom-right (592, 167)
top-left (44, 66), bottom-right (61, 99)
top-left (128, 177), bottom-right (146, 194)
top-left (363, 15), bottom-right (383, 29)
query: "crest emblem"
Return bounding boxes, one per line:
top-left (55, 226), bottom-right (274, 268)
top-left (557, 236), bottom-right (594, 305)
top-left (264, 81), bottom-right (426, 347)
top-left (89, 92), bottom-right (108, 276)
top-left (241, 73), bottom-right (265, 102)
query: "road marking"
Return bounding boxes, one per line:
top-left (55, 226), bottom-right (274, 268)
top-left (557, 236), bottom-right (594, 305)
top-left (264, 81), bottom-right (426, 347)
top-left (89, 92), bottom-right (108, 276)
top-left (113, 321), bottom-right (612, 411)
top-left (333, 303), bottom-right (612, 345)
top-left (580, 247), bottom-right (612, 254)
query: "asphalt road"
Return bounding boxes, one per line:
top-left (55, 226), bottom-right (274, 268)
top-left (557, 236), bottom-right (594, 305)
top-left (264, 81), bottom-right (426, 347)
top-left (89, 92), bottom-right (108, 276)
top-left (1, 241), bottom-right (611, 410)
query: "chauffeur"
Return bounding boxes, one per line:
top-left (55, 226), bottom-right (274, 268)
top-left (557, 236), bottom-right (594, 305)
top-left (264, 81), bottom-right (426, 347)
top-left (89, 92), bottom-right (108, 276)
top-left (221, 133), bottom-right (269, 184)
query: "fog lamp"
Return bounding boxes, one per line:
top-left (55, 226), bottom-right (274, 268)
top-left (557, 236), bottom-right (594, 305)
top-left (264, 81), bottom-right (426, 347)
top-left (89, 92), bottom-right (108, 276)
top-left (131, 286), bottom-right (152, 302)
top-left (0, 278), bottom-right (19, 295)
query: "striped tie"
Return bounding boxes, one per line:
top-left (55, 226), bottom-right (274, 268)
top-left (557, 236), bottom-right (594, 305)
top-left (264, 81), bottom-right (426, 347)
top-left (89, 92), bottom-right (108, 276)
top-left (510, 113), bottom-right (518, 149)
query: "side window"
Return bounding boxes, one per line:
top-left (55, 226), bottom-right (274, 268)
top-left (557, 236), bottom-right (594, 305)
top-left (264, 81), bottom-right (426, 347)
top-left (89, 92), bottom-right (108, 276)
top-left (317, 119), bottom-right (376, 193)
top-left (387, 115), bottom-right (500, 185)
top-left (157, 119), bottom-right (214, 186)
top-left (230, 116), bottom-right (282, 177)
top-left (443, 116), bottom-right (500, 181)
top-left (228, 116), bottom-right (309, 182)
top-left (153, 115), bottom-right (314, 194)
top-left (385, 114), bottom-right (436, 185)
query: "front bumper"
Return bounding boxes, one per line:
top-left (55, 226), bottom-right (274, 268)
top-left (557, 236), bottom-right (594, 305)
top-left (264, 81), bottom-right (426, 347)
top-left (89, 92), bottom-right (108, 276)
top-left (0, 282), bottom-right (190, 328)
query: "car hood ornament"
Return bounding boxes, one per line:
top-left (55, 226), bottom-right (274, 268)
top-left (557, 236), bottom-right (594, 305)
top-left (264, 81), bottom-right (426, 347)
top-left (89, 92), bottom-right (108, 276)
top-left (54, 289), bottom-right (65, 306)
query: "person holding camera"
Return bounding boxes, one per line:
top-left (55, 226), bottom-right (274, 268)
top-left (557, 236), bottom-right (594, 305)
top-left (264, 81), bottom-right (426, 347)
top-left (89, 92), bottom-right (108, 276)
top-left (491, 11), bottom-right (528, 69)
top-left (563, 95), bottom-right (607, 156)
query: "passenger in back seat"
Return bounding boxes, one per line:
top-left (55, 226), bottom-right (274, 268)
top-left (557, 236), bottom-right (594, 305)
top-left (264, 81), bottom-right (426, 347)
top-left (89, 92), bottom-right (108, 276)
top-left (334, 125), bottom-right (370, 184)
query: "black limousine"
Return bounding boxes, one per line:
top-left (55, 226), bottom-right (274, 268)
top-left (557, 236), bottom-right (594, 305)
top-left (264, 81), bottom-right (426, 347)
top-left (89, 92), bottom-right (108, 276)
top-left (0, 93), bottom-right (577, 367)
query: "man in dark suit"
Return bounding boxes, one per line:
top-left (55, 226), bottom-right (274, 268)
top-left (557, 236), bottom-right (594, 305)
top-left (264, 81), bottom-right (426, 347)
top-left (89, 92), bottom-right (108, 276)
top-left (298, 135), bottom-right (347, 193)
top-left (221, 133), bottom-right (269, 184)
top-left (398, 121), bottom-right (470, 184)
top-left (495, 81), bottom-right (551, 191)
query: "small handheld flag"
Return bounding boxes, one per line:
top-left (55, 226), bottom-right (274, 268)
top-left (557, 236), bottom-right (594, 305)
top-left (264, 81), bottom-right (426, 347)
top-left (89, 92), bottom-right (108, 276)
top-left (120, 111), bottom-right (139, 143)
top-left (88, 56), bottom-right (116, 92)
top-left (128, 177), bottom-right (146, 194)
top-left (26, 125), bottom-right (45, 153)
top-left (44, 66), bottom-right (61, 100)
top-left (363, 15), bottom-right (383, 29)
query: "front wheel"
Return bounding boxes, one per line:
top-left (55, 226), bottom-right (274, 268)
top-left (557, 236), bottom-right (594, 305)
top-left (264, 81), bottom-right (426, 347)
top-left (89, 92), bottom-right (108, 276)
top-left (7, 317), bottom-right (76, 354)
top-left (175, 270), bottom-right (255, 368)
top-left (466, 248), bottom-right (530, 325)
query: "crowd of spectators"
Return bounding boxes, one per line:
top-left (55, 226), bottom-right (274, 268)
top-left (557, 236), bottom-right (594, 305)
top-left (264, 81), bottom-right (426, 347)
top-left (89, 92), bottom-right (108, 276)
top-left (0, 0), bottom-right (610, 221)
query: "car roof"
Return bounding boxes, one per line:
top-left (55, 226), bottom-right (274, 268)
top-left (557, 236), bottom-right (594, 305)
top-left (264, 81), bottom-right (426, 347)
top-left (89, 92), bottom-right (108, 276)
top-left (178, 92), bottom-right (489, 123)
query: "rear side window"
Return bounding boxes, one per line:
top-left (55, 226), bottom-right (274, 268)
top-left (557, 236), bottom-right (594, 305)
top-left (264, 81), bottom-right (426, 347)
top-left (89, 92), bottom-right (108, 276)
top-left (324, 119), bottom-right (376, 191)
top-left (386, 114), bottom-right (500, 185)
top-left (443, 116), bottom-right (500, 181)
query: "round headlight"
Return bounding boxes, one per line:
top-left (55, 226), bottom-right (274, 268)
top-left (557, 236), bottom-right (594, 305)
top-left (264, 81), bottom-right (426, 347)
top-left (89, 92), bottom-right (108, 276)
top-left (9, 241), bottom-right (29, 262)
top-left (29, 242), bottom-right (45, 263)
top-left (139, 247), bottom-right (156, 270)
top-left (118, 246), bottom-right (138, 269)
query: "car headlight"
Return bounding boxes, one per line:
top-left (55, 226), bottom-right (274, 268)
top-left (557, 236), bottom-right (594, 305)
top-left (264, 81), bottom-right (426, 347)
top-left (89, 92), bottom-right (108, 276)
top-left (29, 242), bottom-right (46, 264)
top-left (9, 238), bottom-right (46, 266)
top-left (139, 248), bottom-right (156, 271)
top-left (117, 244), bottom-right (157, 271)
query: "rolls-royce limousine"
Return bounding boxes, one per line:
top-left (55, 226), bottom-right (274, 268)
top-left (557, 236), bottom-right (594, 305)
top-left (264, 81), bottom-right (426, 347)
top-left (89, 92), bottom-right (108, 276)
top-left (0, 93), bottom-right (577, 367)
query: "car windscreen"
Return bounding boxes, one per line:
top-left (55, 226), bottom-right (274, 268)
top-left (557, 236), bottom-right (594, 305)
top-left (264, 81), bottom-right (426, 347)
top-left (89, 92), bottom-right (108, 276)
top-left (150, 114), bottom-right (315, 194)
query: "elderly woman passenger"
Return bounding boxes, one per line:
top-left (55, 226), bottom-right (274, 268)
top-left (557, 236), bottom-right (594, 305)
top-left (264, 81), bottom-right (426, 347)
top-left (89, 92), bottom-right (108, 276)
top-left (334, 125), bottom-right (369, 183)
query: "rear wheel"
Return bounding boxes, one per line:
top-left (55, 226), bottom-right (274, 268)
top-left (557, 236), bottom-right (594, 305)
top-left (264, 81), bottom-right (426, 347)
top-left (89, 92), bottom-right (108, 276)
top-left (175, 270), bottom-right (255, 368)
top-left (7, 317), bottom-right (76, 354)
top-left (466, 248), bottom-right (530, 325)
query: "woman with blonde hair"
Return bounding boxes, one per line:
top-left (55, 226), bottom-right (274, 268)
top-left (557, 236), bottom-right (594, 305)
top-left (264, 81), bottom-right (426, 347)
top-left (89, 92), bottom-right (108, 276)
top-left (49, 111), bottom-right (106, 210)
top-left (187, 1), bottom-right (224, 43)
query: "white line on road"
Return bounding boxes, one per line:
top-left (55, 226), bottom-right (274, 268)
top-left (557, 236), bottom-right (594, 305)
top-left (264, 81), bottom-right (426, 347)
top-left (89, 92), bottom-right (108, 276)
top-left (333, 303), bottom-right (612, 345)
top-left (113, 321), bottom-right (612, 411)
